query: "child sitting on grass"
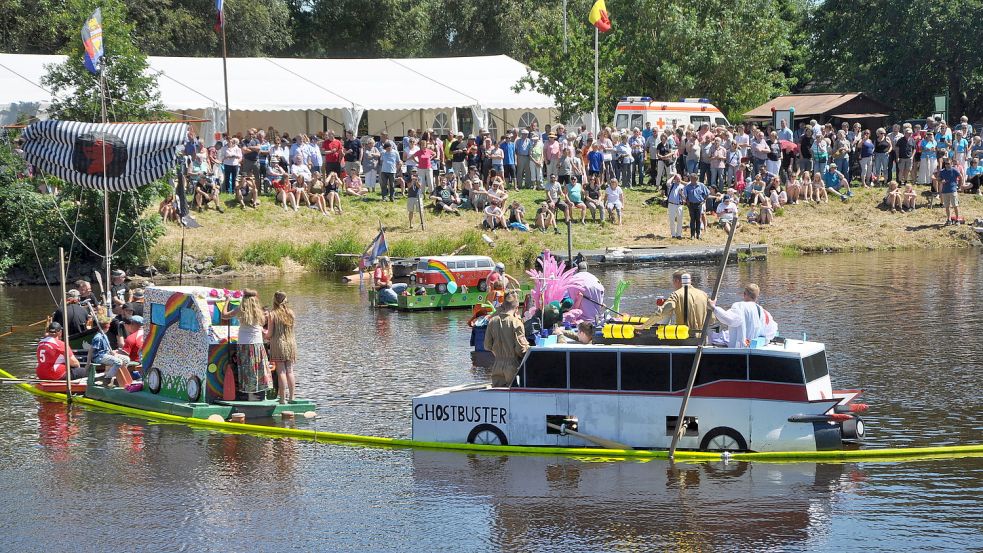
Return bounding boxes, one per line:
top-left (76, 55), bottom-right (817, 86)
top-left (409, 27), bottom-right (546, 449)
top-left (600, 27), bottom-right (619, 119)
top-left (903, 183), bottom-right (917, 211)
top-left (884, 181), bottom-right (903, 212)
top-left (507, 201), bottom-right (529, 231)
top-left (535, 201), bottom-right (559, 233)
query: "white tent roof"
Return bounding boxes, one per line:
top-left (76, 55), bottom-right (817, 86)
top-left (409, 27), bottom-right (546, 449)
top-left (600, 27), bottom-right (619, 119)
top-left (0, 53), bottom-right (553, 117)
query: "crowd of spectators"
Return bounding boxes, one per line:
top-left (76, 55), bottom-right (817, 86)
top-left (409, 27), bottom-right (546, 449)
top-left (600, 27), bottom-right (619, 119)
top-left (171, 113), bottom-right (980, 236)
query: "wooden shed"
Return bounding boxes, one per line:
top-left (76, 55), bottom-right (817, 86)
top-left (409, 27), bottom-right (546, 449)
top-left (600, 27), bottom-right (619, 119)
top-left (744, 93), bottom-right (895, 129)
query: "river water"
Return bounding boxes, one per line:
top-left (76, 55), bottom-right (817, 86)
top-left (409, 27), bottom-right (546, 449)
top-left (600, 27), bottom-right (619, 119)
top-left (1, 250), bottom-right (981, 551)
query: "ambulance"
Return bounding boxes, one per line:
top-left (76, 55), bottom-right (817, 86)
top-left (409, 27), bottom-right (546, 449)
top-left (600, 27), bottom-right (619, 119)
top-left (613, 97), bottom-right (731, 132)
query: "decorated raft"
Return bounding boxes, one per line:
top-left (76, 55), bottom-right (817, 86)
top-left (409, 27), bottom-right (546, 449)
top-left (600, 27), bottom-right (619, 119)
top-left (370, 286), bottom-right (532, 311)
top-left (83, 286), bottom-right (315, 420)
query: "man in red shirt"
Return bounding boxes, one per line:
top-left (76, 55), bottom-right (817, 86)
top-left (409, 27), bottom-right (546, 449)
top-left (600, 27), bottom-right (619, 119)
top-left (36, 322), bottom-right (83, 380)
top-left (122, 315), bottom-right (145, 363)
top-left (322, 130), bottom-right (343, 176)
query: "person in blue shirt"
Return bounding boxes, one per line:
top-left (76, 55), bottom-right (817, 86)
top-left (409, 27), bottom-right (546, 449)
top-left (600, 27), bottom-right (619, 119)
top-left (587, 144), bottom-right (604, 176)
top-left (967, 158), bottom-right (983, 194)
top-left (918, 135), bottom-right (938, 185)
top-left (91, 316), bottom-right (131, 387)
top-left (777, 119), bottom-right (793, 142)
top-left (378, 141), bottom-right (402, 202)
top-left (500, 134), bottom-right (517, 189)
top-left (938, 159), bottom-right (962, 223)
top-left (822, 165), bottom-right (852, 200)
top-left (514, 129), bottom-right (532, 188)
top-left (683, 173), bottom-right (709, 239)
top-left (665, 174), bottom-right (686, 238)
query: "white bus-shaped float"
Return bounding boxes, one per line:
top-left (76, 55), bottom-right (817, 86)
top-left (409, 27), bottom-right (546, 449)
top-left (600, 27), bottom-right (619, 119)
top-left (412, 336), bottom-right (867, 452)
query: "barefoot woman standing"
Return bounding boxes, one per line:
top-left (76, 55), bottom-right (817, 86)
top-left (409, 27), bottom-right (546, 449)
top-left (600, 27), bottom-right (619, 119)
top-left (265, 291), bottom-right (298, 404)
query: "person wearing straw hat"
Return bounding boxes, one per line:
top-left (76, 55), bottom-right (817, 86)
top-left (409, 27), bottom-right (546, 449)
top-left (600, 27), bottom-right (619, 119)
top-left (51, 289), bottom-right (90, 337)
top-left (35, 321), bottom-right (83, 381)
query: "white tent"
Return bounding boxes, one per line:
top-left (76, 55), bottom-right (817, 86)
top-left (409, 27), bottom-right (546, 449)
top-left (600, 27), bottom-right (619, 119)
top-left (0, 53), bottom-right (556, 138)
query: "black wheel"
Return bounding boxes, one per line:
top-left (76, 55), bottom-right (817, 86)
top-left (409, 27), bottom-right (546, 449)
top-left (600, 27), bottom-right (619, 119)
top-left (146, 368), bottom-right (162, 394)
top-left (186, 375), bottom-right (202, 402)
top-left (436, 283), bottom-right (448, 294)
top-left (467, 424), bottom-right (508, 445)
top-left (841, 417), bottom-right (865, 441)
top-left (477, 279), bottom-right (488, 292)
top-left (409, 274), bottom-right (417, 284)
top-left (699, 427), bottom-right (748, 452)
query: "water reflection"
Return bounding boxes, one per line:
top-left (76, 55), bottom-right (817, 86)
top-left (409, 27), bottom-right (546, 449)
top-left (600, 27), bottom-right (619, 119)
top-left (411, 449), bottom-right (858, 551)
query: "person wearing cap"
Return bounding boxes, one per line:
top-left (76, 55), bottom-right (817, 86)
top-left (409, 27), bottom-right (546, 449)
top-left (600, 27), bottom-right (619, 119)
top-left (529, 132), bottom-right (545, 190)
top-left (716, 193), bottom-right (739, 234)
top-left (128, 289), bottom-right (145, 317)
top-left (109, 269), bottom-right (128, 307)
top-left (51, 289), bottom-right (91, 337)
top-left (122, 315), bottom-right (145, 363)
top-left (483, 290), bottom-right (529, 387)
top-left (450, 132), bottom-right (468, 182)
top-left (36, 322), bottom-right (83, 381)
top-left (652, 270), bottom-right (710, 330)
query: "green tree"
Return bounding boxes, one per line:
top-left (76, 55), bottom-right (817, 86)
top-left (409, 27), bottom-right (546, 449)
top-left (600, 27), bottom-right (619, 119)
top-left (515, 0), bottom-right (804, 123)
top-left (808, 0), bottom-right (983, 120)
top-left (28, 0), bottom-right (169, 276)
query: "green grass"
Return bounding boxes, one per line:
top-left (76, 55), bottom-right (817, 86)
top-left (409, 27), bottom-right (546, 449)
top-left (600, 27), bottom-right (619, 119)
top-left (151, 181), bottom-right (982, 276)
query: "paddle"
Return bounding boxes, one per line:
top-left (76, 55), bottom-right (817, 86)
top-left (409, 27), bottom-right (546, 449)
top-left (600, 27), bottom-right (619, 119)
top-left (546, 422), bottom-right (632, 450)
top-left (668, 219), bottom-right (738, 459)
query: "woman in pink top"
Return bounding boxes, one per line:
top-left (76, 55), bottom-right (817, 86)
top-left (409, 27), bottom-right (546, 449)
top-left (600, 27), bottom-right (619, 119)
top-left (411, 139), bottom-right (436, 192)
top-left (221, 137), bottom-right (242, 194)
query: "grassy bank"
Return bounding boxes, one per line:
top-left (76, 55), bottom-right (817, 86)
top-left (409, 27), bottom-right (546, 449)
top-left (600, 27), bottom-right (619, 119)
top-left (151, 184), bottom-right (983, 275)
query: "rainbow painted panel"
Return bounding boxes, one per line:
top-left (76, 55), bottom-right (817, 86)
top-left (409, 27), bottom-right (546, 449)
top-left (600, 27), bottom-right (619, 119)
top-left (142, 292), bottom-right (198, 370)
top-left (205, 342), bottom-right (231, 401)
top-left (426, 259), bottom-right (456, 283)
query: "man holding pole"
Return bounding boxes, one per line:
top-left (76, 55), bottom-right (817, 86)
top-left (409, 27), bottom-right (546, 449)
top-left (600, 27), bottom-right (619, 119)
top-left (651, 271), bottom-right (709, 330)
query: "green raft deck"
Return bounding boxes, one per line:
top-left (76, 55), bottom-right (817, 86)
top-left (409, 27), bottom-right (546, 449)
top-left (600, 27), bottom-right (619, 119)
top-left (370, 285), bottom-right (532, 311)
top-left (84, 384), bottom-right (315, 419)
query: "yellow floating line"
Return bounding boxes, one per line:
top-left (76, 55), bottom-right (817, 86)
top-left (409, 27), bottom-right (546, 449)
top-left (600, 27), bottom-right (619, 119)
top-left (4, 367), bottom-right (983, 463)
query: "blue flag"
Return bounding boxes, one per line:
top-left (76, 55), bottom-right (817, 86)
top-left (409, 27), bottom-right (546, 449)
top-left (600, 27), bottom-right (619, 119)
top-left (81, 8), bottom-right (104, 74)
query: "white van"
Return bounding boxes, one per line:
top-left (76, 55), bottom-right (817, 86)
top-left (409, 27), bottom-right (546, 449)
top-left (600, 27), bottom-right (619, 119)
top-left (614, 97), bottom-right (731, 132)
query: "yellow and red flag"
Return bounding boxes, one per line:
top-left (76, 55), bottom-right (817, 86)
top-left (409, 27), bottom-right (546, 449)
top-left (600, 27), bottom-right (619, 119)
top-left (589, 0), bottom-right (612, 32)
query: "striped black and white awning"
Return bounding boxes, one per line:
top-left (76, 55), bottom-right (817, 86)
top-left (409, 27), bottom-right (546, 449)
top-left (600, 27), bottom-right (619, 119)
top-left (20, 120), bottom-right (187, 191)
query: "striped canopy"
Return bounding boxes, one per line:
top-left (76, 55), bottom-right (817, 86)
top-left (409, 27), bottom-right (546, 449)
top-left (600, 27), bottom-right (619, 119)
top-left (20, 120), bottom-right (187, 191)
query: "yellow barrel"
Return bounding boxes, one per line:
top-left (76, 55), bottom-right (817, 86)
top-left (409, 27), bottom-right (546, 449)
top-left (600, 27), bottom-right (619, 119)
top-left (621, 315), bottom-right (649, 324)
top-left (602, 323), bottom-right (636, 339)
top-left (656, 324), bottom-right (690, 340)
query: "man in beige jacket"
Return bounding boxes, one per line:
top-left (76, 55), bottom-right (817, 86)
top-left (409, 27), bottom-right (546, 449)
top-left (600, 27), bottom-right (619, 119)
top-left (652, 270), bottom-right (709, 330)
top-left (483, 291), bottom-right (530, 387)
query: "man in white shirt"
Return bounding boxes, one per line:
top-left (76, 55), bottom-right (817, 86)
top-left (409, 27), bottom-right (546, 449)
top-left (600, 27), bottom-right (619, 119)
top-left (709, 283), bottom-right (778, 348)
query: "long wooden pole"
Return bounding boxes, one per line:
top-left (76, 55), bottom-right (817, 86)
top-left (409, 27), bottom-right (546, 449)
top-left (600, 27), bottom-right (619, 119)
top-left (100, 67), bottom-right (112, 306)
top-left (220, 13), bottom-right (231, 138)
top-left (668, 219), bottom-right (738, 459)
top-left (58, 247), bottom-right (72, 404)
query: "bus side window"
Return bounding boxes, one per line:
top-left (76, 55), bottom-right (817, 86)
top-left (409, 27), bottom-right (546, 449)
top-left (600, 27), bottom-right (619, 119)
top-left (695, 353), bottom-right (748, 386)
top-left (570, 351), bottom-right (617, 390)
top-left (446, 261), bottom-right (458, 269)
top-left (691, 115), bottom-right (710, 127)
top-left (620, 352), bottom-right (670, 392)
top-left (466, 260), bottom-right (477, 269)
top-left (750, 354), bottom-right (805, 384)
top-left (802, 351), bottom-right (830, 382)
top-left (523, 350), bottom-right (567, 389)
top-left (671, 354), bottom-right (694, 391)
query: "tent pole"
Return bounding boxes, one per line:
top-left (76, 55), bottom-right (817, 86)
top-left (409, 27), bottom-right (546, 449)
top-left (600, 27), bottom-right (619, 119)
top-left (221, 15), bottom-right (231, 138)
